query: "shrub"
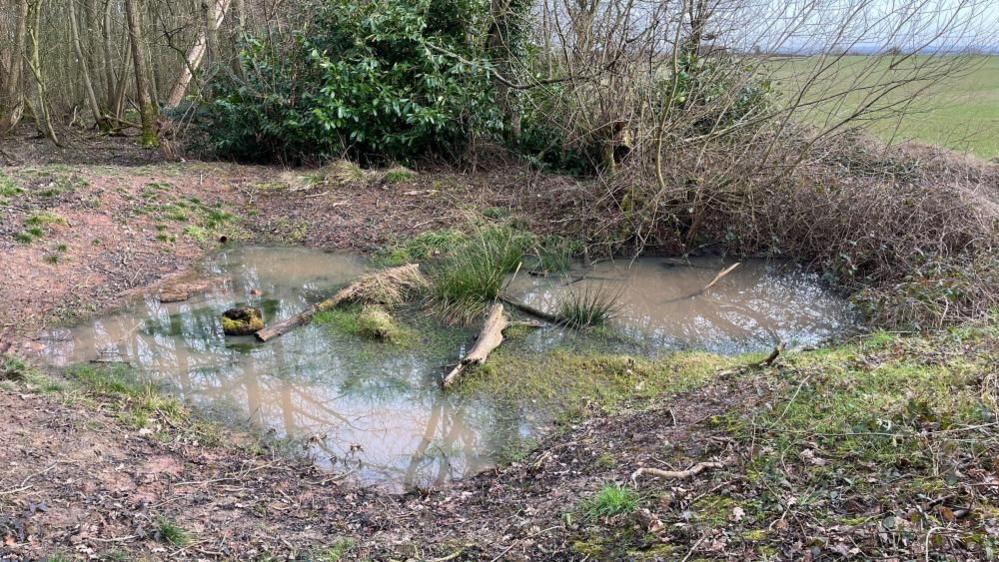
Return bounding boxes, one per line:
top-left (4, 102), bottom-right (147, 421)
top-left (204, 0), bottom-right (501, 164)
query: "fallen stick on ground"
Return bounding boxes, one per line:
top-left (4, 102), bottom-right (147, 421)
top-left (631, 461), bottom-right (726, 483)
top-left (255, 264), bottom-right (424, 342)
top-left (755, 340), bottom-right (787, 367)
top-left (442, 303), bottom-right (508, 388)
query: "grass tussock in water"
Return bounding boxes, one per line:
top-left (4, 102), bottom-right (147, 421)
top-left (380, 222), bottom-right (583, 325)
top-left (426, 225), bottom-right (533, 323)
top-left (315, 305), bottom-right (414, 345)
top-left (557, 286), bottom-right (620, 329)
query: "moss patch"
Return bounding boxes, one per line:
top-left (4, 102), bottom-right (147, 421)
top-left (459, 347), bottom-right (744, 419)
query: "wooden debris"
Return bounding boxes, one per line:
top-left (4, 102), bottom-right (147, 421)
top-left (756, 340), bottom-right (787, 367)
top-left (631, 460), bottom-right (726, 483)
top-left (255, 264), bottom-right (424, 342)
top-left (662, 261), bottom-right (742, 303)
top-left (499, 295), bottom-right (561, 324)
top-left (442, 303), bottom-right (508, 388)
top-left (701, 262), bottom-right (741, 292)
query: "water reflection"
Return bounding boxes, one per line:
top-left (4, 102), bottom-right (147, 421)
top-left (39, 248), bottom-right (509, 491)
top-left (37, 249), bottom-right (854, 490)
top-left (506, 257), bottom-right (854, 354)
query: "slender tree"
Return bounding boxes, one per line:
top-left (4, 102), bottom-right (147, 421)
top-left (69, 0), bottom-right (110, 131)
top-left (124, 0), bottom-right (158, 147)
top-left (166, 0), bottom-right (231, 108)
top-left (0, 0), bottom-right (29, 135)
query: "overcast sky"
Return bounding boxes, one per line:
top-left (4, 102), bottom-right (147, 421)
top-left (719, 0), bottom-right (999, 53)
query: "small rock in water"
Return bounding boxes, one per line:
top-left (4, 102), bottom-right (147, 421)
top-left (221, 307), bottom-right (264, 336)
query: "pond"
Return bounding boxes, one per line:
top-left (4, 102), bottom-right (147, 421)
top-left (37, 247), bottom-right (855, 491)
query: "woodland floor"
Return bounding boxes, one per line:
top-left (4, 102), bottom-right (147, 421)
top-left (2, 129), bottom-right (998, 561)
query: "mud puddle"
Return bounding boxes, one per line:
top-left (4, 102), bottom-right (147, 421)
top-left (506, 257), bottom-right (854, 354)
top-left (36, 248), bottom-right (853, 490)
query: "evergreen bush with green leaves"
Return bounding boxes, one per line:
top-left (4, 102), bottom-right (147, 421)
top-left (205, 0), bottom-right (501, 163)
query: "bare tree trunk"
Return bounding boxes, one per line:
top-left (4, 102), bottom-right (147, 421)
top-left (101, 0), bottom-right (116, 109)
top-left (124, 0), bottom-right (158, 147)
top-left (165, 0), bottom-right (231, 109)
top-left (0, 0), bottom-right (29, 135)
top-left (69, 0), bottom-right (109, 131)
top-left (23, 0), bottom-right (60, 145)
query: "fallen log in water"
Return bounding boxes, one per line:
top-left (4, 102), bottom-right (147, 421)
top-left (255, 263), bottom-right (424, 342)
top-left (499, 295), bottom-right (562, 325)
top-left (442, 303), bottom-right (508, 388)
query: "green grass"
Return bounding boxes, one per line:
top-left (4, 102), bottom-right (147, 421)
top-left (155, 517), bottom-right (190, 546)
top-left (463, 348), bottom-right (745, 419)
top-left (557, 287), bottom-right (619, 328)
top-left (581, 485), bottom-right (639, 519)
top-left (315, 305), bottom-right (413, 345)
top-left (305, 539), bottom-right (357, 562)
top-left (376, 229), bottom-right (470, 266)
top-left (1, 356), bottom-right (28, 381)
top-left (25, 212), bottom-right (67, 227)
top-left (428, 226), bottom-right (533, 322)
top-left (0, 172), bottom-right (22, 199)
top-left (773, 55), bottom-right (999, 159)
top-left (382, 166), bottom-right (415, 183)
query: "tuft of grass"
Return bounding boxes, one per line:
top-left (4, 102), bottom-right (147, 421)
top-left (557, 286), bottom-right (619, 329)
top-left (183, 225), bottom-right (208, 241)
top-left (316, 305), bottom-right (413, 345)
top-left (376, 229), bottom-right (469, 266)
top-left (307, 538), bottom-right (357, 562)
top-left (0, 172), bottom-right (23, 198)
top-left (25, 212), bottom-right (67, 227)
top-left (528, 234), bottom-right (580, 275)
top-left (1, 356), bottom-right (29, 381)
top-left (155, 517), bottom-right (190, 546)
top-left (429, 226), bottom-right (533, 323)
top-left (14, 231), bottom-right (36, 243)
top-left (356, 305), bottom-right (411, 344)
top-left (382, 166), bottom-right (415, 184)
top-left (581, 484), bottom-right (638, 519)
top-left (44, 254), bottom-right (61, 264)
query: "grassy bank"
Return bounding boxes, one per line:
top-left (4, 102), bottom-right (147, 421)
top-left (550, 325), bottom-right (999, 560)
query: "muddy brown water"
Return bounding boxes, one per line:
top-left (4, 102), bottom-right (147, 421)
top-left (37, 247), bottom-right (854, 491)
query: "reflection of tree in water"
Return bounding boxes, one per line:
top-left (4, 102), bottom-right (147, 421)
top-left (56, 291), bottom-right (523, 489)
